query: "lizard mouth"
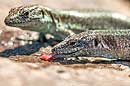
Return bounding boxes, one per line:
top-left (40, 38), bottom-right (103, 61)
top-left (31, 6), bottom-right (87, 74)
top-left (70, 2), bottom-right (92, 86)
top-left (5, 17), bottom-right (30, 26)
top-left (4, 17), bottom-right (43, 30)
top-left (52, 47), bottom-right (82, 56)
top-left (4, 19), bottom-right (38, 29)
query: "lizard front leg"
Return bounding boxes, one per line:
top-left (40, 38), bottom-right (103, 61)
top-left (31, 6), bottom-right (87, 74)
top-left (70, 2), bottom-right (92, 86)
top-left (53, 22), bottom-right (75, 40)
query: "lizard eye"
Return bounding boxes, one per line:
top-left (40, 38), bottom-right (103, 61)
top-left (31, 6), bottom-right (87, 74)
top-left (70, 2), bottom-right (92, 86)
top-left (69, 41), bottom-right (76, 45)
top-left (24, 11), bottom-right (29, 16)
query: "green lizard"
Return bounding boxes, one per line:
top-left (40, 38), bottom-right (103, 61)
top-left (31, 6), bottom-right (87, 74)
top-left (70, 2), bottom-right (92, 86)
top-left (4, 5), bottom-right (130, 40)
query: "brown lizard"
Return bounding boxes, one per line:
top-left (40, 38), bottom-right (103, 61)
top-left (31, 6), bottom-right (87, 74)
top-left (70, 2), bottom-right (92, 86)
top-left (52, 30), bottom-right (130, 60)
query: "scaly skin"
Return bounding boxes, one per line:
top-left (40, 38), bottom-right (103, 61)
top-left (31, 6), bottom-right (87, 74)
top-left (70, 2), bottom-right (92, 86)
top-left (52, 30), bottom-right (130, 60)
top-left (4, 5), bottom-right (130, 40)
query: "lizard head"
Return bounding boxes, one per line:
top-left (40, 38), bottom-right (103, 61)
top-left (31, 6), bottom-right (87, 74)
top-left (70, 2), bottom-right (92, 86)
top-left (4, 5), bottom-right (53, 31)
top-left (52, 32), bottom-right (98, 57)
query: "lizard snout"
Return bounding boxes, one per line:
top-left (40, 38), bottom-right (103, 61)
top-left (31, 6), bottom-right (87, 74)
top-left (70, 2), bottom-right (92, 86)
top-left (4, 17), bottom-right (10, 25)
top-left (4, 17), bottom-right (12, 26)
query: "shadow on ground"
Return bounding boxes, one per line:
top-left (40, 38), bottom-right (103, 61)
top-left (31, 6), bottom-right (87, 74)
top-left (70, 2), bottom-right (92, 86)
top-left (0, 41), bottom-right (43, 57)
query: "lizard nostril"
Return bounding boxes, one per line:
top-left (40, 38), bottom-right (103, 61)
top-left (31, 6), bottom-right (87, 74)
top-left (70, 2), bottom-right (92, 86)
top-left (4, 17), bottom-right (10, 25)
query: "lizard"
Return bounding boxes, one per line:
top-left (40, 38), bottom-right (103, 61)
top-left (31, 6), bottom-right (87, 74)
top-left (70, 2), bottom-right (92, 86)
top-left (52, 30), bottom-right (130, 60)
top-left (4, 4), bottom-right (130, 41)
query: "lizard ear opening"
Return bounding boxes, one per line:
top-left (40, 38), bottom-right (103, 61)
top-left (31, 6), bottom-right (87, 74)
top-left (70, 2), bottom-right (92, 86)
top-left (41, 10), bottom-right (44, 18)
top-left (94, 39), bottom-right (98, 47)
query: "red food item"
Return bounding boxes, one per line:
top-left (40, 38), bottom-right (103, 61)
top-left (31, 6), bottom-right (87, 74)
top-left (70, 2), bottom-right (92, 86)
top-left (40, 54), bottom-right (54, 61)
